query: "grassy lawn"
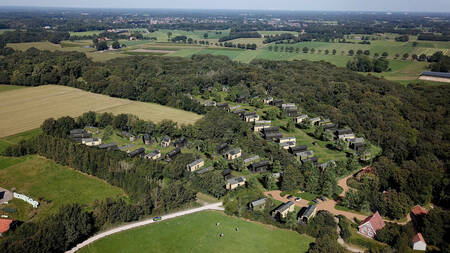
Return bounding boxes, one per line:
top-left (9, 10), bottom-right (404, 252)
top-left (0, 155), bottom-right (126, 221)
top-left (80, 211), bottom-right (314, 253)
top-left (0, 128), bottom-right (42, 154)
top-left (0, 85), bottom-right (27, 93)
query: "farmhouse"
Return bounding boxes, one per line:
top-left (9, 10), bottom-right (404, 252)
top-left (280, 141), bottom-right (296, 150)
top-left (70, 129), bottom-right (92, 142)
top-left (225, 148), bottom-right (242, 160)
top-left (295, 114), bottom-right (308, 124)
top-left (243, 155), bottom-right (260, 164)
top-left (186, 158), bottom-right (205, 172)
top-left (302, 156), bottom-right (318, 165)
top-left (299, 205), bottom-right (317, 223)
top-left (358, 211), bottom-right (385, 239)
top-left (98, 143), bottom-right (119, 150)
top-left (255, 120), bottom-right (271, 125)
top-left (412, 233), bottom-right (427, 251)
top-left (419, 71), bottom-right (450, 83)
top-left (145, 150), bottom-right (161, 160)
top-left (264, 132), bottom-right (283, 141)
top-left (309, 117), bottom-right (321, 125)
top-left (142, 134), bottom-right (153, 145)
top-left (128, 148), bottom-right (145, 158)
top-left (336, 128), bottom-right (353, 136)
top-left (289, 145), bottom-right (307, 155)
top-left (249, 160), bottom-right (271, 173)
top-left (297, 150), bottom-right (314, 160)
top-left (122, 131), bottom-right (136, 141)
top-left (338, 133), bottom-right (356, 141)
top-left (217, 143), bottom-right (229, 154)
top-left (272, 201), bottom-right (295, 219)
top-left (226, 176), bottom-right (246, 190)
top-left (161, 136), bottom-right (171, 147)
top-left (165, 147), bottom-right (181, 161)
top-left (271, 99), bottom-right (284, 107)
top-left (175, 136), bottom-right (189, 148)
top-left (0, 218), bottom-right (13, 236)
top-left (349, 138), bottom-right (365, 150)
top-left (244, 113), bottom-right (260, 122)
top-left (250, 198), bottom-right (267, 211)
top-left (279, 137), bottom-right (296, 144)
top-left (253, 124), bottom-right (271, 132)
top-left (81, 137), bottom-right (102, 146)
top-left (195, 166), bottom-right (213, 174)
top-left (263, 97), bottom-right (273, 104)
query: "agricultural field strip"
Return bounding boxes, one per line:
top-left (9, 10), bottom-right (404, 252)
top-left (0, 85), bottom-right (202, 137)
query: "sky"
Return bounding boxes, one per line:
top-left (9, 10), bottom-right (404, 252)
top-left (1, 0), bottom-right (450, 13)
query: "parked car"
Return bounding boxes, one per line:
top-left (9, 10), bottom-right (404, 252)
top-left (319, 196), bottom-right (327, 201)
top-left (295, 197), bottom-right (302, 202)
top-left (312, 199), bottom-right (319, 204)
top-left (287, 195), bottom-right (294, 199)
top-left (152, 216), bottom-right (162, 221)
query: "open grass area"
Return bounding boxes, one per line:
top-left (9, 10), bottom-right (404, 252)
top-left (69, 30), bottom-right (104, 36)
top-left (80, 210), bottom-right (314, 253)
top-left (0, 85), bottom-right (202, 137)
top-left (0, 84), bottom-right (27, 93)
top-left (0, 128), bottom-right (42, 154)
top-left (0, 155), bottom-right (126, 221)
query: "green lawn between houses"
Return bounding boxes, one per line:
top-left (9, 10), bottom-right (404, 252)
top-left (80, 210), bottom-right (314, 253)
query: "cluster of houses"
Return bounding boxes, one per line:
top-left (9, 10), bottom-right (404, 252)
top-left (70, 129), bottom-right (102, 147)
top-left (249, 197), bottom-right (318, 224)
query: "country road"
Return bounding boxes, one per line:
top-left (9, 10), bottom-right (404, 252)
top-left (66, 202), bottom-right (224, 253)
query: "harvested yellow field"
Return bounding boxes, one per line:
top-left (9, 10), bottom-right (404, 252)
top-left (0, 85), bottom-right (202, 137)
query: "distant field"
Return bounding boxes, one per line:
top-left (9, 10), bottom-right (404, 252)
top-left (0, 155), bottom-right (125, 221)
top-left (0, 85), bottom-right (202, 137)
top-left (0, 128), bottom-right (42, 154)
top-left (80, 211), bottom-right (314, 253)
top-left (69, 30), bottom-right (104, 36)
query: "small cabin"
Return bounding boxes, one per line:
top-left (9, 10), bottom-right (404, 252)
top-left (186, 158), bottom-right (205, 172)
top-left (161, 136), bottom-right (171, 147)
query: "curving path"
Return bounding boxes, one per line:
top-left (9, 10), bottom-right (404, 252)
top-left (66, 202), bottom-right (224, 253)
top-left (265, 168), bottom-right (410, 224)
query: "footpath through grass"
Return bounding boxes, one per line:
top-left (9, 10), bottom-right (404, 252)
top-left (80, 210), bottom-right (314, 253)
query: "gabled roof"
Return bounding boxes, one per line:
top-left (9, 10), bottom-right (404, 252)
top-left (188, 158), bottom-right (204, 167)
top-left (421, 71), bottom-right (450, 78)
top-left (360, 211), bottom-right (385, 232)
top-left (411, 205), bottom-right (428, 216)
top-left (0, 218), bottom-right (13, 233)
top-left (196, 166), bottom-right (213, 174)
top-left (412, 233), bottom-right (426, 244)
top-left (162, 136), bottom-right (171, 142)
top-left (227, 176), bottom-right (246, 185)
top-left (302, 205), bottom-right (316, 218)
top-left (251, 198), bottom-right (267, 207)
top-left (276, 201), bottom-right (294, 212)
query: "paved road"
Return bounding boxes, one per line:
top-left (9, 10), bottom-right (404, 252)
top-left (66, 202), bottom-right (224, 253)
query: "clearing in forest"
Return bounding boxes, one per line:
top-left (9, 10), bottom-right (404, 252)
top-left (0, 85), bottom-right (202, 137)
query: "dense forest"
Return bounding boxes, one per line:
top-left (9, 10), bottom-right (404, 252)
top-left (0, 46), bottom-right (449, 251)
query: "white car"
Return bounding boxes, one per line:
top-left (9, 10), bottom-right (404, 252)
top-left (295, 197), bottom-right (302, 202)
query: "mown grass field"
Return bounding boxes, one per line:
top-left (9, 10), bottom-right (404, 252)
top-left (0, 84), bottom-right (27, 93)
top-left (0, 128), bottom-right (42, 154)
top-left (80, 210), bottom-right (314, 253)
top-left (0, 155), bottom-right (126, 221)
top-left (0, 85), bottom-right (202, 137)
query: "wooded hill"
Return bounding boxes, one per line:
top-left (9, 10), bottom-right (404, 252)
top-left (0, 48), bottom-right (448, 211)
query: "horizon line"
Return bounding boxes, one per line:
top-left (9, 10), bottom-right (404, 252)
top-left (0, 5), bottom-right (450, 14)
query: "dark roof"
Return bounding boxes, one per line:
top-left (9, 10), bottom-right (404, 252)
top-left (196, 166), bottom-right (214, 174)
top-left (249, 160), bottom-right (270, 169)
top-left (222, 168), bottom-right (232, 176)
top-left (147, 150), bottom-right (161, 157)
top-left (276, 201), bottom-right (294, 212)
top-left (263, 126), bottom-right (280, 133)
top-left (302, 156), bottom-right (318, 164)
top-left (336, 128), bottom-right (353, 135)
top-left (166, 147), bottom-right (181, 157)
top-left (301, 205), bottom-right (316, 218)
top-left (421, 71), bottom-right (450, 78)
top-left (70, 129), bottom-right (85, 134)
top-left (227, 148), bottom-right (241, 156)
top-left (227, 176), bottom-right (246, 185)
top-left (217, 143), bottom-right (228, 151)
top-left (289, 145), bottom-right (307, 153)
top-left (175, 136), bottom-right (187, 144)
top-left (128, 148), bottom-right (145, 157)
top-left (244, 111), bottom-right (258, 117)
top-left (98, 143), bottom-right (118, 149)
top-left (162, 136), bottom-right (171, 142)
